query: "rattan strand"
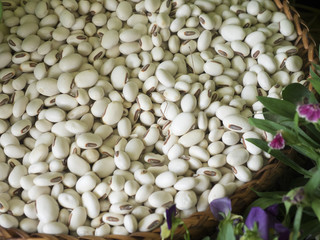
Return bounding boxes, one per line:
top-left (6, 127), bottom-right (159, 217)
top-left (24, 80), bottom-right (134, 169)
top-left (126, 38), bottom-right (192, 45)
top-left (0, 0), bottom-right (318, 239)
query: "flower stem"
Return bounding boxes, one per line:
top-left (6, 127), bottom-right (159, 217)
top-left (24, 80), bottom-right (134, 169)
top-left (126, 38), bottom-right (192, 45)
top-left (182, 222), bottom-right (191, 240)
top-left (292, 206), bottom-right (303, 240)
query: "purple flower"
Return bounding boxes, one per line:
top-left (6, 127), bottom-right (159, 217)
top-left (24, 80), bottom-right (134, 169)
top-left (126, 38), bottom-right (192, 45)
top-left (274, 223), bottom-right (290, 240)
top-left (265, 204), bottom-right (278, 217)
top-left (165, 204), bottom-right (176, 230)
top-left (209, 197), bottom-right (232, 220)
top-left (282, 196), bottom-right (291, 202)
top-left (297, 103), bottom-right (320, 122)
top-left (292, 188), bottom-right (305, 204)
top-left (266, 205), bottom-right (290, 240)
top-left (268, 132), bottom-right (285, 150)
top-left (245, 206), bottom-right (290, 240)
top-left (245, 207), bottom-right (269, 240)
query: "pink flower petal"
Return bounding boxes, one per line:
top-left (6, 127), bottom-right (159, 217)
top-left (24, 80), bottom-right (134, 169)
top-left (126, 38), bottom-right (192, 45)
top-left (268, 133), bottom-right (285, 150)
top-left (297, 104), bottom-right (320, 123)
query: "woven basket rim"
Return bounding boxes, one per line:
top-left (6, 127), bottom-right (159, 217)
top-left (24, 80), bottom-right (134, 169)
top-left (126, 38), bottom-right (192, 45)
top-left (0, 0), bottom-right (319, 240)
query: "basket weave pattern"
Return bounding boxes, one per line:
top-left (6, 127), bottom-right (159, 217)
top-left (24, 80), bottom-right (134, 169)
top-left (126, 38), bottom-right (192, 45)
top-left (0, 0), bottom-right (318, 239)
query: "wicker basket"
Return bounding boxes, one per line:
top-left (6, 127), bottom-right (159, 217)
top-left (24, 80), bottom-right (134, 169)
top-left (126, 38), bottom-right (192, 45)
top-left (0, 0), bottom-right (318, 239)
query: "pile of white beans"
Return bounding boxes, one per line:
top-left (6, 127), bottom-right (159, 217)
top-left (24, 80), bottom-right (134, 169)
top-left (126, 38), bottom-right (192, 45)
top-left (0, 0), bottom-right (306, 236)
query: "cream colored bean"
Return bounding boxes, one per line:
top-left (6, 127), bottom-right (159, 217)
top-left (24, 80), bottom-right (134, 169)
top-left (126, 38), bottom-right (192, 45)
top-left (124, 180), bottom-right (140, 197)
top-left (168, 159), bottom-right (189, 176)
top-left (247, 154), bottom-right (264, 171)
top-left (11, 119), bottom-right (32, 137)
top-left (76, 175), bottom-right (97, 194)
top-left (77, 226), bottom-right (95, 236)
top-left (223, 114), bottom-right (253, 133)
top-left (124, 214), bottom-right (138, 233)
top-left (204, 60), bottom-right (224, 76)
top-left (286, 55), bottom-right (303, 72)
top-left (36, 194), bottom-right (59, 223)
top-left (134, 169), bottom-right (155, 185)
top-left (197, 167), bottom-right (222, 182)
top-left (135, 184), bottom-right (154, 203)
top-left (76, 133), bottom-right (103, 149)
top-left (155, 171), bottom-right (177, 188)
top-left (75, 69), bottom-right (99, 88)
top-left (174, 177), bottom-right (197, 191)
top-left (160, 101), bottom-right (180, 121)
top-left (207, 154), bottom-right (226, 168)
top-left (68, 207), bottom-right (87, 231)
top-left (189, 146), bottom-right (210, 162)
top-left (208, 183), bottom-right (227, 203)
top-left (148, 191), bottom-right (173, 208)
top-left (125, 138), bottom-right (144, 161)
top-left (178, 129), bottom-right (205, 147)
top-left (102, 212), bottom-right (124, 226)
top-left (186, 53), bottom-right (204, 74)
top-left (59, 53), bottom-right (82, 72)
top-left (177, 28), bottom-right (200, 41)
top-left (33, 172), bottom-right (63, 186)
top-left (82, 191), bottom-right (100, 219)
top-left (102, 101), bottom-right (123, 125)
top-left (226, 148), bottom-right (250, 166)
top-left (220, 25), bottom-right (246, 42)
top-left (232, 165), bottom-right (252, 182)
top-left (0, 0), bottom-right (307, 235)
top-left (19, 218), bottom-right (38, 233)
top-left (8, 165), bottom-right (27, 188)
top-left (42, 222), bottom-right (68, 235)
top-left (12, 96), bottom-right (28, 118)
top-left (0, 197), bottom-right (9, 213)
top-left (245, 31), bottom-right (267, 48)
top-left (92, 157), bottom-right (116, 178)
top-left (170, 112), bottom-right (195, 136)
top-left (222, 131), bottom-right (240, 146)
top-left (143, 126), bottom-right (160, 146)
top-left (0, 214), bottom-right (19, 229)
top-left (67, 154), bottom-right (90, 176)
top-left (174, 190), bottom-right (197, 210)
top-left (242, 131), bottom-right (263, 154)
top-left (138, 213), bottom-right (163, 232)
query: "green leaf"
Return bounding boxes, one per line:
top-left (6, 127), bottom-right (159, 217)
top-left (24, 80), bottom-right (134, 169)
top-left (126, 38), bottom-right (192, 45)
top-left (305, 168), bottom-right (320, 195)
top-left (310, 65), bottom-right (320, 94)
top-left (294, 112), bottom-right (299, 129)
top-left (304, 122), bottom-right (320, 142)
top-left (0, 1), bottom-right (2, 20)
top-left (169, 219), bottom-right (181, 240)
top-left (299, 219), bottom-right (320, 239)
top-left (217, 220), bottom-right (236, 240)
top-left (201, 237), bottom-right (211, 240)
top-left (257, 96), bottom-right (297, 119)
top-left (292, 206), bottom-right (303, 240)
top-left (262, 113), bottom-right (320, 148)
top-left (257, 110), bottom-right (320, 148)
top-left (291, 124), bottom-right (320, 148)
top-left (160, 222), bottom-right (171, 240)
top-left (311, 199), bottom-right (320, 222)
top-left (281, 129), bottom-right (300, 145)
top-left (246, 138), bottom-right (312, 177)
top-left (263, 110), bottom-right (292, 124)
top-left (284, 200), bottom-right (292, 216)
top-left (181, 221), bottom-right (191, 240)
top-left (248, 197), bottom-right (282, 209)
top-left (244, 197), bottom-right (282, 217)
top-left (292, 145), bottom-right (320, 164)
top-left (249, 118), bottom-right (287, 135)
top-left (282, 83), bottom-right (316, 104)
top-left (251, 189), bottom-right (287, 199)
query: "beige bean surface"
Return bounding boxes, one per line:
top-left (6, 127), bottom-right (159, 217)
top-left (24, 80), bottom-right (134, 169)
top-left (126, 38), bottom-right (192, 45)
top-left (0, 0), bottom-right (304, 236)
